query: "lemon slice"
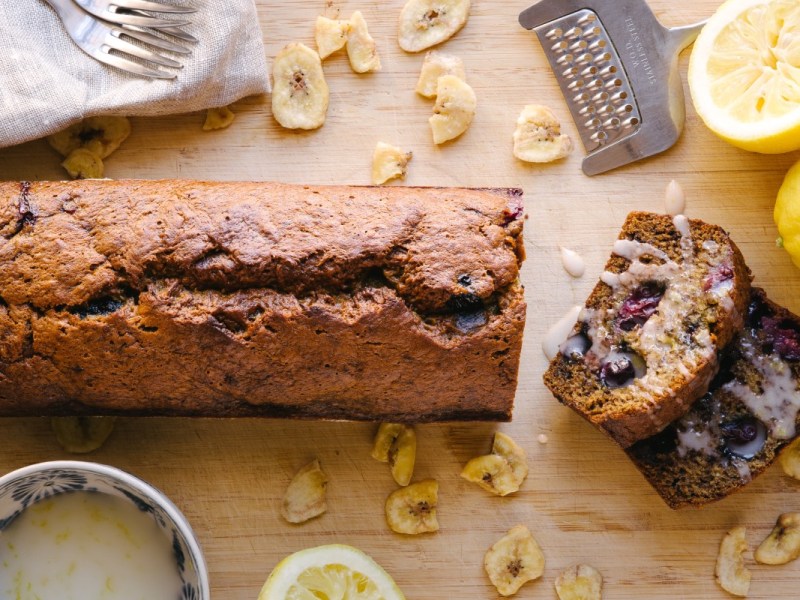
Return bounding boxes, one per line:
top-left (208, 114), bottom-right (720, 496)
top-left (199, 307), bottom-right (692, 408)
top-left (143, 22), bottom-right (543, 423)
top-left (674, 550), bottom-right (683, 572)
top-left (688, 0), bottom-right (800, 153)
top-left (258, 544), bottom-right (406, 600)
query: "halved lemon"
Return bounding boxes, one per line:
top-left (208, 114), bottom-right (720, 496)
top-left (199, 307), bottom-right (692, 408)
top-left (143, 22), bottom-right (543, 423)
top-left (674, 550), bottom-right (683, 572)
top-left (688, 0), bottom-right (800, 153)
top-left (258, 544), bottom-right (406, 600)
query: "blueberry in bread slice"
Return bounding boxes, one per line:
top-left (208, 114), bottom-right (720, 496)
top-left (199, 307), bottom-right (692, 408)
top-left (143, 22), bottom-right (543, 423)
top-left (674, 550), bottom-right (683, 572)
top-left (544, 212), bottom-right (751, 447)
top-left (628, 288), bottom-right (800, 508)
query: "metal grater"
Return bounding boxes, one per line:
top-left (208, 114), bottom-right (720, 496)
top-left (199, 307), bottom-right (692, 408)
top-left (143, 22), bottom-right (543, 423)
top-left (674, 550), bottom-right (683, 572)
top-left (519, 0), bottom-right (706, 176)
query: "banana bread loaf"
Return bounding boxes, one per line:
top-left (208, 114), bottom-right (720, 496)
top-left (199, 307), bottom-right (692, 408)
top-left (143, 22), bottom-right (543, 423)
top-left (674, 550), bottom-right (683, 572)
top-left (0, 180), bottom-right (526, 421)
top-left (544, 212), bottom-right (751, 447)
top-left (627, 288), bottom-right (800, 508)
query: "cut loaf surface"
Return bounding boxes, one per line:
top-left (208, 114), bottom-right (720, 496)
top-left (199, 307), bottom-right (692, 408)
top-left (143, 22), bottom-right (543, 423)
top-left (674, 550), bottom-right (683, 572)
top-left (544, 212), bottom-right (751, 447)
top-left (0, 180), bottom-right (526, 421)
top-left (628, 288), bottom-right (800, 508)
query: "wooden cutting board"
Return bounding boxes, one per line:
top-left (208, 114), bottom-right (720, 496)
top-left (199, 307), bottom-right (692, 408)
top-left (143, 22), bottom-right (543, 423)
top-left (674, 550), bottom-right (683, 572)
top-left (2, 1), bottom-right (800, 598)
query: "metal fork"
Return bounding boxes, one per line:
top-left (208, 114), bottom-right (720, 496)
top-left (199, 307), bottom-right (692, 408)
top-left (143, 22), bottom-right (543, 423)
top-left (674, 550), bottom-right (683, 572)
top-left (73, 0), bottom-right (194, 29)
top-left (115, 7), bottom-right (198, 43)
top-left (43, 0), bottom-right (190, 79)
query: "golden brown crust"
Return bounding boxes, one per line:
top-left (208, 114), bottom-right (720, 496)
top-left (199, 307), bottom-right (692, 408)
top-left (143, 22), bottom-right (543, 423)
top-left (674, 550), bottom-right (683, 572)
top-left (0, 180), bottom-right (526, 420)
top-left (544, 212), bottom-right (752, 448)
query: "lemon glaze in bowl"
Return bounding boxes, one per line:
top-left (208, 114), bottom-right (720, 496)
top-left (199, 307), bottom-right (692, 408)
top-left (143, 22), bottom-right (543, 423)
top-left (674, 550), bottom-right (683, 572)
top-left (0, 460), bottom-right (209, 600)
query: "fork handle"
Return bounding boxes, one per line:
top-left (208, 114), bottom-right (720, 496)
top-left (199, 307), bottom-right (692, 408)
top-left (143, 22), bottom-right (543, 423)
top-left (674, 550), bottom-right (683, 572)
top-left (41, 0), bottom-right (84, 30)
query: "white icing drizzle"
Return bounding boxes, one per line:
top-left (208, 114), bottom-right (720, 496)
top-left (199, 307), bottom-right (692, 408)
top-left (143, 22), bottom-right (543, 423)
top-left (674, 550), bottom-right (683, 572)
top-left (677, 426), bottom-right (716, 458)
top-left (733, 458), bottom-right (752, 482)
top-left (724, 337), bottom-right (800, 439)
top-left (665, 180), bottom-right (686, 217)
top-left (612, 239), bottom-right (669, 262)
top-left (560, 247), bottom-right (586, 278)
top-left (543, 305), bottom-right (582, 360)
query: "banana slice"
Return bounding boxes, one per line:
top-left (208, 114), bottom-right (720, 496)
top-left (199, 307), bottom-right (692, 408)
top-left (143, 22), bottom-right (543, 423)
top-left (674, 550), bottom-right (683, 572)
top-left (61, 148), bottom-right (104, 180)
top-left (372, 142), bottom-right (413, 185)
top-left (415, 51), bottom-right (465, 98)
top-left (755, 513), bottom-right (800, 565)
top-left (389, 425), bottom-right (417, 487)
top-left (460, 454), bottom-right (518, 496)
top-left (429, 74), bottom-right (476, 144)
top-left (385, 479), bottom-right (439, 535)
top-left (47, 116), bottom-right (131, 159)
top-left (779, 437), bottom-right (800, 480)
top-left (554, 564), bottom-right (603, 600)
top-left (282, 459), bottom-right (328, 524)
top-left (272, 42), bottom-right (329, 130)
top-left (347, 11), bottom-right (381, 73)
top-left (492, 432), bottom-right (528, 488)
top-left (715, 526), bottom-right (750, 598)
top-left (484, 525), bottom-right (545, 597)
top-left (203, 106), bottom-right (236, 131)
top-left (512, 104), bottom-right (573, 163)
top-left (51, 416), bottom-right (116, 454)
top-left (315, 15), bottom-right (350, 59)
top-left (371, 423), bottom-right (405, 462)
top-left (398, 0), bottom-right (471, 53)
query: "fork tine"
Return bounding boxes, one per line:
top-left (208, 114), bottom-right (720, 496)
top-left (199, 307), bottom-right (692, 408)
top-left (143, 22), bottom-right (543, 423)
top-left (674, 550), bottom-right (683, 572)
top-left (111, 0), bottom-right (196, 14)
top-left (118, 27), bottom-right (191, 54)
top-left (105, 34), bottom-right (183, 68)
top-left (98, 11), bottom-right (191, 28)
top-left (93, 50), bottom-right (176, 79)
top-left (117, 9), bottom-right (198, 43)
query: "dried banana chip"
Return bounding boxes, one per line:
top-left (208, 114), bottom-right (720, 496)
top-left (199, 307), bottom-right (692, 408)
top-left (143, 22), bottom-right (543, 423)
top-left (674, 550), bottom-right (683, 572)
top-left (554, 564), bottom-right (603, 600)
top-left (347, 11), bottom-right (381, 73)
top-left (372, 423), bottom-right (406, 462)
top-left (415, 51), bottom-right (465, 98)
top-left (484, 525), bottom-right (544, 597)
top-left (51, 416), bottom-right (116, 454)
top-left (47, 116), bottom-right (131, 159)
top-left (203, 106), bottom-right (236, 131)
top-left (385, 479), bottom-right (438, 535)
top-left (755, 513), bottom-right (800, 565)
top-left (429, 74), bottom-right (476, 144)
top-left (779, 437), bottom-right (800, 480)
top-left (513, 104), bottom-right (573, 163)
top-left (272, 42), bottom-right (329, 130)
top-left (398, 0), bottom-right (471, 53)
top-left (460, 453), bottom-right (518, 496)
top-left (61, 148), bottom-right (104, 180)
top-left (372, 142), bottom-right (413, 185)
top-left (492, 432), bottom-right (528, 488)
top-left (715, 526), bottom-right (750, 597)
top-left (282, 459), bottom-right (328, 524)
top-left (315, 15), bottom-right (350, 59)
top-left (389, 425), bottom-right (416, 487)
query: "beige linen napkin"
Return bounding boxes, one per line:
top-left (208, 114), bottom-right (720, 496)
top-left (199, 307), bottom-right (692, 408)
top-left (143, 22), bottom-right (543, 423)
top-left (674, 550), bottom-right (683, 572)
top-left (0, 0), bottom-right (270, 149)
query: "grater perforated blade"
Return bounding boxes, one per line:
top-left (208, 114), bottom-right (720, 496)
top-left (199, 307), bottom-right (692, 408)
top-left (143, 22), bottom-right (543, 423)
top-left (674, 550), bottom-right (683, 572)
top-left (519, 0), bottom-right (705, 176)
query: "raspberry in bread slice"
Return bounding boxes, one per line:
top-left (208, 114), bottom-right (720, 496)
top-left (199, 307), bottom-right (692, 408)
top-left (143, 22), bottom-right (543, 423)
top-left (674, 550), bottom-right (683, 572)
top-left (544, 212), bottom-right (751, 447)
top-left (627, 288), bottom-right (800, 508)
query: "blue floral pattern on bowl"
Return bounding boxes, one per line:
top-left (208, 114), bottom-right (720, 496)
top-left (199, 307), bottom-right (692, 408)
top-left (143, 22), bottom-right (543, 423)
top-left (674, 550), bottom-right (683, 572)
top-left (0, 462), bottom-right (208, 600)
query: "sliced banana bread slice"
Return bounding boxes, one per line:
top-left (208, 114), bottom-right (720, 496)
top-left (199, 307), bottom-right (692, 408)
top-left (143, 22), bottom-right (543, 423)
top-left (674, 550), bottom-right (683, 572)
top-left (544, 212), bottom-right (751, 447)
top-left (627, 288), bottom-right (800, 508)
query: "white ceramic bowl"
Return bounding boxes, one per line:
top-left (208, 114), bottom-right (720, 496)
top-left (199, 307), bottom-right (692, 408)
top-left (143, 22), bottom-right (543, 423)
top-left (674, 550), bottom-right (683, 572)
top-left (0, 460), bottom-right (209, 600)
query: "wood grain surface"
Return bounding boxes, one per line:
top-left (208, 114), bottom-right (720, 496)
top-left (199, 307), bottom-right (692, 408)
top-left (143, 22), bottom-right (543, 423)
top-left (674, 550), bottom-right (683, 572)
top-left (2, 1), bottom-right (800, 598)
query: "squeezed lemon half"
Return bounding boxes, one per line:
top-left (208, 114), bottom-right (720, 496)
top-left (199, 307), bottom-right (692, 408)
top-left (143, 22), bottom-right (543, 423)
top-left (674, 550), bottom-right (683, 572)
top-left (688, 0), bottom-right (800, 153)
top-left (258, 544), bottom-right (406, 600)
